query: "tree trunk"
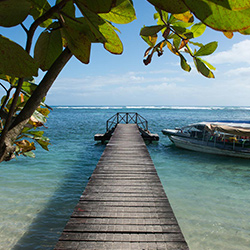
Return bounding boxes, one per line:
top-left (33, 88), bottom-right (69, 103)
top-left (0, 47), bottom-right (72, 162)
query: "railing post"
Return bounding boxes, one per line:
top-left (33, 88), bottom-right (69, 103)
top-left (105, 112), bottom-right (149, 132)
top-left (117, 113), bottom-right (119, 125)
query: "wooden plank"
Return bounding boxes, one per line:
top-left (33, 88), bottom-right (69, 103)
top-left (54, 124), bottom-right (189, 250)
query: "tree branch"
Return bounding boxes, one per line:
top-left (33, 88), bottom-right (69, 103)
top-left (0, 82), bottom-right (8, 93)
top-left (26, 0), bottom-right (70, 53)
top-left (10, 47), bottom-right (72, 129)
top-left (0, 78), bottom-right (24, 149)
top-left (21, 23), bottom-right (28, 34)
top-left (0, 0), bottom-right (71, 155)
top-left (0, 85), bottom-right (13, 112)
top-left (159, 10), bottom-right (192, 56)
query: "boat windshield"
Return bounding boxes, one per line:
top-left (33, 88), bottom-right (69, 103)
top-left (181, 124), bottom-right (206, 139)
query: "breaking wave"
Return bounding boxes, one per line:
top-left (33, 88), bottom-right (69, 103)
top-left (54, 106), bottom-right (250, 111)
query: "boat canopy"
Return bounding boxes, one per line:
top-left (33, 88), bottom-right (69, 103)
top-left (205, 123), bottom-right (250, 137)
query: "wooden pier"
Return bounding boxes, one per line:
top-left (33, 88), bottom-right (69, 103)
top-left (55, 124), bottom-right (188, 250)
top-left (94, 112), bottom-right (159, 142)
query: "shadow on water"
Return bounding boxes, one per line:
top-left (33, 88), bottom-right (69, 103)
top-left (13, 144), bottom-right (105, 250)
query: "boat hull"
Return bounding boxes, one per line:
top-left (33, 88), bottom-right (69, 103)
top-left (170, 135), bottom-right (250, 159)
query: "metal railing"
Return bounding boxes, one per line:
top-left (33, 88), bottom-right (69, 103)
top-left (106, 112), bottom-right (148, 132)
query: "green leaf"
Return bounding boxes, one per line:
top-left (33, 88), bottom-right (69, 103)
top-left (76, 4), bottom-right (123, 54)
top-left (1, 95), bottom-right (7, 107)
top-left (171, 25), bottom-right (187, 34)
top-left (141, 34), bottom-right (158, 48)
top-left (15, 94), bottom-right (28, 110)
top-left (154, 10), bottom-right (169, 25)
top-left (168, 14), bottom-right (177, 24)
top-left (199, 58), bottom-right (216, 71)
top-left (34, 30), bottom-right (63, 71)
top-left (173, 11), bottom-right (194, 23)
top-left (23, 151), bottom-right (36, 158)
top-left (32, 110), bottom-right (47, 124)
top-left (75, 0), bottom-right (114, 13)
top-left (0, 74), bottom-right (15, 83)
top-left (223, 31), bottom-right (234, 39)
top-left (102, 21), bottom-right (123, 54)
top-left (194, 57), bottom-right (215, 78)
top-left (173, 36), bottom-right (181, 50)
top-left (28, 0), bottom-right (52, 27)
top-left (20, 81), bottom-right (48, 108)
top-left (0, 0), bottom-right (31, 27)
top-left (21, 127), bottom-right (32, 134)
top-left (57, 0), bottom-right (75, 17)
top-left (147, 0), bottom-right (188, 14)
top-left (179, 54), bottom-right (191, 72)
top-left (171, 21), bottom-right (193, 28)
top-left (28, 0), bottom-right (51, 13)
top-left (190, 23), bottom-right (206, 38)
top-left (72, 16), bottom-right (107, 43)
top-left (166, 40), bottom-right (179, 55)
top-left (64, 17), bottom-right (105, 43)
top-left (140, 25), bottom-right (165, 36)
top-left (0, 35), bottom-right (38, 77)
top-left (183, 0), bottom-right (250, 32)
top-left (239, 27), bottom-right (250, 35)
top-left (194, 41), bottom-right (218, 57)
top-left (35, 139), bottom-right (50, 151)
top-left (99, 0), bottom-right (136, 24)
top-left (61, 23), bottom-right (91, 64)
top-left (37, 107), bottom-right (50, 117)
top-left (21, 81), bottom-right (37, 96)
top-left (189, 41), bottom-right (204, 47)
top-left (26, 130), bottom-right (44, 138)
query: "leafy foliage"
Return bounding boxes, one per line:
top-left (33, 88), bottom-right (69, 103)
top-left (34, 30), bottom-right (63, 71)
top-left (0, 35), bottom-right (39, 77)
top-left (182, 0), bottom-right (250, 34)
top-left (0, 76), bottom-right (51, 158)
top-left (0, 0), bottom-right (250, 161)
top-left (140, 9), bottom-right (217, 78)
top-left (0, 0), bottom-right (136, 161)
top-left (147, 0), bottom-right (188, 14)
top-left (0, 0), bottom-right (31, 27)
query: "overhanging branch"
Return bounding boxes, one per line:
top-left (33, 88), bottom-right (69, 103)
top-left (10, 47), bottom-right (72, 130)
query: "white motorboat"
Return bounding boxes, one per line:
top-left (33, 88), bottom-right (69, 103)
top-left (162, 122), bottom-right (250, 158)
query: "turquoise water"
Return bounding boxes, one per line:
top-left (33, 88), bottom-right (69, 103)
top-left (0, 106), bottom-right (250, 249)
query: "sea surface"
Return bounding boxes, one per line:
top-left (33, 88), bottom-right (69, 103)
top-left (0, 106), bottom-right (250, 250)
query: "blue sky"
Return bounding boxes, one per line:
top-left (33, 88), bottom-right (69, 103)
top-left (1, 1), bottom-right (250, 106)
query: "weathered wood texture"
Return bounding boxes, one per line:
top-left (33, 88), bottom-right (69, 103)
top-left (55, 124), bottom-right (189, 250)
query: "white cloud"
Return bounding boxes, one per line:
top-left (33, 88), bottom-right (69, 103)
top-left (47, 73), bottom-right (250, 106)
top-left (47, 70), bottom-right (188, 105)
top-left (226, 67), bottom-right (250, 76)
top-left (46, 56), bottom-right (250, 106)
top-left (52, 71), bottom-right (186, 91)
top-left (208, 39), bottom-right (250, 64)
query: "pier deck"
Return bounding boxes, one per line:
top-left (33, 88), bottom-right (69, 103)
top-left (55, 124), bottom-right (188, 250)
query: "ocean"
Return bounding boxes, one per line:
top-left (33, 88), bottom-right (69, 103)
top-left (0, 106), bottom-right (250, 250)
